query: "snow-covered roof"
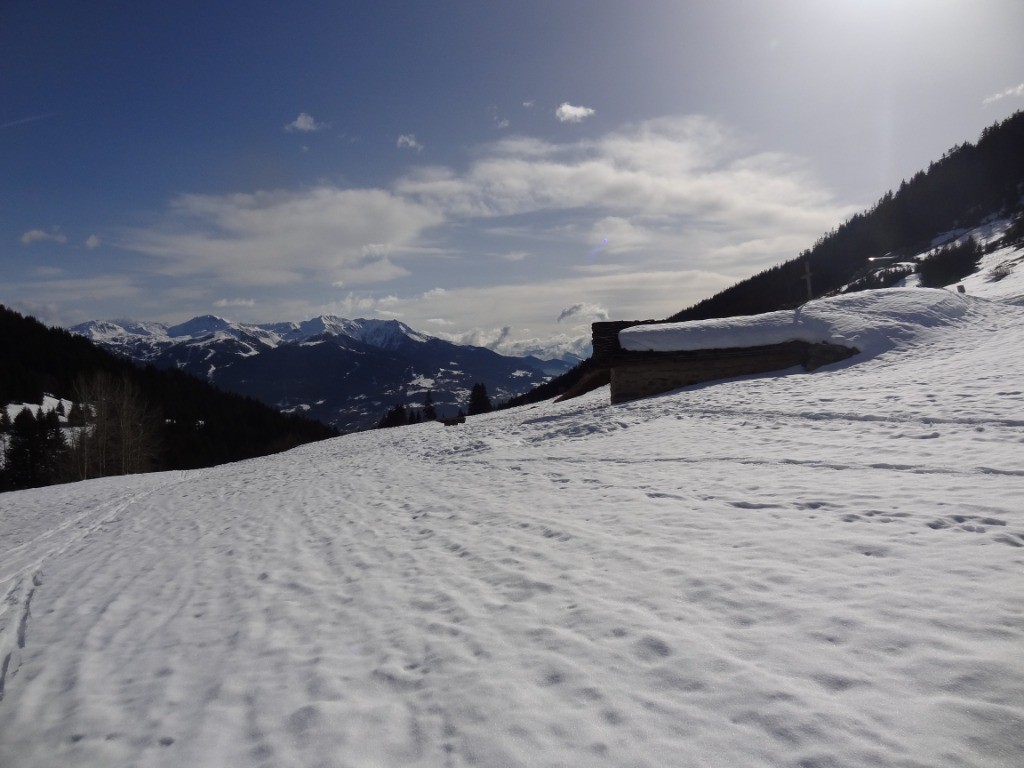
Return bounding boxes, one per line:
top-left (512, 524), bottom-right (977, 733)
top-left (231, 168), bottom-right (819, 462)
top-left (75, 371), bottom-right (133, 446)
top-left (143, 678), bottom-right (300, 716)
top-left (619, 287), bottom-right (971, 360)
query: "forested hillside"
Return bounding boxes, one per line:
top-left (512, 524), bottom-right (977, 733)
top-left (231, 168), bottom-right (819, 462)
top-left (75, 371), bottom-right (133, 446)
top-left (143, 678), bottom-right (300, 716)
top-left (0, 305), bottom-right (337, 492)
top-left (666, 110), bottom-right (1024, 322)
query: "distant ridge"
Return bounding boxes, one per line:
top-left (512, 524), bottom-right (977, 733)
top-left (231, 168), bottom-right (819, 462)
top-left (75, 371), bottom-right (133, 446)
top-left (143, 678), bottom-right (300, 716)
top-left (72, 315), bottom-right (573, 432)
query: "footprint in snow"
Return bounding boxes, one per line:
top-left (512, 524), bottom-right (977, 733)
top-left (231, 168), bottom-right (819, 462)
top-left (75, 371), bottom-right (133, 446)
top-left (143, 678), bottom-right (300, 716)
top-left (842, 509), bottom-right (910, 524)
top-left (646, 492), bottom-right (688, 502)
top-left (729, 501), bottom-right (783, 510)
top-left (993, 533), bottom-right (1024, 548)
top-left (927, 514), bottom-right (1006, 532)
top-left (286, 705), bottom-right (322, 738)
top-left (925, 515), bottom-right (1024, 546)
top-left (541, 526), bottom-right (571, 542)
top-left (633, 635), bottom-right (673, 662)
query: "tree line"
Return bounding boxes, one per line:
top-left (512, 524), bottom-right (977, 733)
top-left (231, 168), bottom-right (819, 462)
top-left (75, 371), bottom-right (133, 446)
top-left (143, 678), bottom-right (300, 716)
top-left (664, 110), bottom-right (1024, 323)
top-left (1, 372), bottom-right (163, 491)
top-left (375, 383), bottom-right (493, 429)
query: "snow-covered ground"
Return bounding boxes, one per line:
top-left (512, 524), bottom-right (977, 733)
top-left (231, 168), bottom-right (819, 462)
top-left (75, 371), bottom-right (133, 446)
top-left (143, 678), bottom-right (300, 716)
top-left (2, 261), bottom-right (1024, 766)
top-left (4, 395), bottom-right (71, 423)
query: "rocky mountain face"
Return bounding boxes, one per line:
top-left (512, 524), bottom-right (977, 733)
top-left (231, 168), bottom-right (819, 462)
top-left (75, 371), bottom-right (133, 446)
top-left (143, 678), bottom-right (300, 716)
top-left (71, 316), bottom-right (571, 432)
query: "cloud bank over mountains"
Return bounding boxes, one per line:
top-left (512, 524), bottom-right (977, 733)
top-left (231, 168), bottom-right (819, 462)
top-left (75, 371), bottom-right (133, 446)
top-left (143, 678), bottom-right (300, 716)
top-left (15, 114), bottom-right (855, 357)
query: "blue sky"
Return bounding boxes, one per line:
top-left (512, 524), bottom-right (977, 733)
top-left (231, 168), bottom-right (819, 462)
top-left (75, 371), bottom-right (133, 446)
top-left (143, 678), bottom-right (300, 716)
top-left (3, 0), bottom-right (1024, 357)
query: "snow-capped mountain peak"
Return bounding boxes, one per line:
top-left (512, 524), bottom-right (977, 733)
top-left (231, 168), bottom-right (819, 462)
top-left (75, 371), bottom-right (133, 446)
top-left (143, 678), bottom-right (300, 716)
top-left (344, 318), bottom-right (428, 349)
top-left (166, 314), bottom-right (233, 339)
top-left (71, 319), bottom-right (169, 342)
top-left (70, 313), bottom-right (570, 431)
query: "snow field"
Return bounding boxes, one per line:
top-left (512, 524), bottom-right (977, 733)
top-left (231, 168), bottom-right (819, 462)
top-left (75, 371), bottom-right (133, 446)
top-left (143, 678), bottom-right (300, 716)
top-left (1, 287), bottom-right (1023, 767)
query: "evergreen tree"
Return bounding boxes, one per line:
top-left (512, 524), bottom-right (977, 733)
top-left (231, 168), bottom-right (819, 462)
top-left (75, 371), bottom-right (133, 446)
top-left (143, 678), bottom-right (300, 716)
top-left (68, 401), bottom-right (86, 426)
top-left (918, 238), bottom-right (982, 287)
top-left (0, 408), bottom-right (11, 434)
top-left (3, 407), bottom-right (42, 489)
top-left (1003, 214), bottom-right (1024, 246)
top-left (467, 383), bottom-right (492, 416)
top-left (376, 403), bottom-right (408, 429)
top-left (422, 391), bottom-right (437, 421)
top-left (0, 406), bottom-right (68, 490)
top-left (40, 408), bottom-right (68, 484)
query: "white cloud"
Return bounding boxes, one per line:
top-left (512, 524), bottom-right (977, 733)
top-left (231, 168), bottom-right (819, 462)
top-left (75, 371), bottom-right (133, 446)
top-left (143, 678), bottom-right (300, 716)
top-left (20, 229), bottom-right (49, 244)
top-left (123, 186), bottom-right (443, 287)
top-left (20, 229), bottom-right (67, 245)
top-left (557, 302), bottom-right (609, 324)
top-left (437, 325), bottom-right (512, 351)
top-left (314, 292), bottom-right (402, 320)
top-left (522, 100), bottom-right (535, 109)
top-left (0, 112), bottom-right (59, 131)
top-left (330, 258), bottom-right (409, 287)
top-left (340, 268), bottom-right (732, 358)
top-left (213, 298), bottom-right (256, 308)
top-left (495, 250), bottom-right (529, 262)
top-left (110, 113), bottom-right (855, 355)
top-left (6, 274), bottom-right (142, 307)
top-left (85, 234), bottom-right (101, 249)
top-left (487, 106), bottom-right (510, 130)
top-left (395, 116), bottom-right (851, 239)
top-left (555, 102), bottom-right (596, 123)
top-left (285, 112), bottom-right (327, 132)
top-left (585, 217), bottom-right (653, 256)
top-left (432, 322), bottom-right (590, 360)
top-left (31, 266), bottom-right (65, 278)
top-left (983, 83), bottom-right (1024, 106)
top-left (397, 134), bottom-right (424, 151)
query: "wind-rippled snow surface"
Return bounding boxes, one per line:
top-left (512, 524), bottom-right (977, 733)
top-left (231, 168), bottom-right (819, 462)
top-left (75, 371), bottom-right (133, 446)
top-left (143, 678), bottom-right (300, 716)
top-left (2, 289), bottom-right (1023, 767)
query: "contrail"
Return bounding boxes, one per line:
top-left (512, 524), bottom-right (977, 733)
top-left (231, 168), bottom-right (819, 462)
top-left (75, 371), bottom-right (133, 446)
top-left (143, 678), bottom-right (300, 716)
top-left (0, 112), bottom-right (60, 130)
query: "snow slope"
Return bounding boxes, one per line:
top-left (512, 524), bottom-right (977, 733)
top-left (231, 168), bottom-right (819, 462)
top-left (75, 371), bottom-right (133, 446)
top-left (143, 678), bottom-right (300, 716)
top-left (2, 281), bottom-right (1024, 766)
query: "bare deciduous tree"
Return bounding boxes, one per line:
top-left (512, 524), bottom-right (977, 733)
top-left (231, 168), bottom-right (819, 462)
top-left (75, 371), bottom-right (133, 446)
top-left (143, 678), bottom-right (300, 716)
top-left (68, 372), bottom-right (159, 480)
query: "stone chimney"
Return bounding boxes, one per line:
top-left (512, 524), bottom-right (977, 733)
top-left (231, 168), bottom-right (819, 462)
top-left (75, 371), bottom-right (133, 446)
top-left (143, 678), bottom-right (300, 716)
top-left (590, 320), bottom-right (656, 364)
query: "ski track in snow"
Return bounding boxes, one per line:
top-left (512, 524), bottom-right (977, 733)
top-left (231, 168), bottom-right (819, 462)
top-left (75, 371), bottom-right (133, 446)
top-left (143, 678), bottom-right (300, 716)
top-left (1, 292), bottom-right (1023, 767)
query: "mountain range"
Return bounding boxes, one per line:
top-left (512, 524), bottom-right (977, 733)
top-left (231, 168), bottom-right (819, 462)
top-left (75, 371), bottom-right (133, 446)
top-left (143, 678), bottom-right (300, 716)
top-left (71, 315), bottom-right (576, 432)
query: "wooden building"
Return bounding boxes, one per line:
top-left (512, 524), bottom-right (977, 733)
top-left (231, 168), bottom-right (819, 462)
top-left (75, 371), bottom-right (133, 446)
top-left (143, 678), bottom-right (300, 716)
top-left (561, 320), bottom-right (858, 404)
